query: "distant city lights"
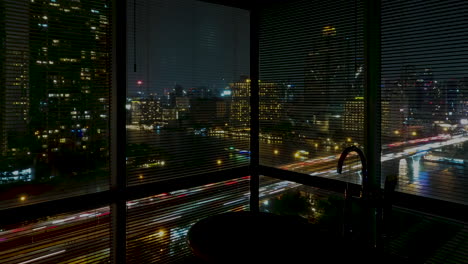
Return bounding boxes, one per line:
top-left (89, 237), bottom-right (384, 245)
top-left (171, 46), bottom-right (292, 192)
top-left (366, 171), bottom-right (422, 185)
top-left (221, 90), bottom-right (232, 96)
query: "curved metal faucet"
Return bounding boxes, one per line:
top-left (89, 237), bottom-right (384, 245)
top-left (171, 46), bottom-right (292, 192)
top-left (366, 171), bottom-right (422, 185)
top-left (337, 145), bottom-right (369, 198)
top-left (337, 145), bottom-right (368, 241)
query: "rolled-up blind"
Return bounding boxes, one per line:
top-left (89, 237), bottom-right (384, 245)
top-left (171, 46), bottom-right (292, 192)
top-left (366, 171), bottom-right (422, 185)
top-left (259, 0), bottom-right (365, 185)
top-left (381, 0), bottom-right (468, 205)
top-left (0, 0), bottom-right (111, 209)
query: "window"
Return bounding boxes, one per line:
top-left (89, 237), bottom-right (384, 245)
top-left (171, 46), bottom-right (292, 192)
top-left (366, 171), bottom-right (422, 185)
top-left (126, 0), bottom-right (250, 185)
top-left (0, 0), bottom-right (111, 209)
top-left (1, 0), bottom-right (466, 263)
top-left (259, 0), bottom-right (365, 187)
top-left (381, 0), bottom-right (468, 205)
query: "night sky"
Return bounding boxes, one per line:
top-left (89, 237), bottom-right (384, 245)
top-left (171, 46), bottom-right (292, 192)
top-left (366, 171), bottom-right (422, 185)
top-left (127, 0), bottom-right (250, 96)
top-left (381, 0), bottom-right (468, 80)
top-left (127, 0), bottom-right (468, 96)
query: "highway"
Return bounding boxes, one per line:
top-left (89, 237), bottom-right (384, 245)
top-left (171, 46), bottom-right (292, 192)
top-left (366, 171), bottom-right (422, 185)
top-left (1, 134), bottom-right (466, 263)
top-left (280, 134), bottom-right (468, 182)
top-left (0, 177), bottom-right (300, 263)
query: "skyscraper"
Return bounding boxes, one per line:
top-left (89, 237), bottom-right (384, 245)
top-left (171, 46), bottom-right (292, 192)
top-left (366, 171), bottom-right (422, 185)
top-left (304, 25), bottom-right (363, 136)
top-left (1, 0), bottom-right (30, 156)
top-left (1, 0), bottom-right (111, 182)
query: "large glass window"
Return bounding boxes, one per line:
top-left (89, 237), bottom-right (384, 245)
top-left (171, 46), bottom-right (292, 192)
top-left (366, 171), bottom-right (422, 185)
top-left (1, 0), bottom-right (467, 263)
top-left (126, 177), bottom-right (250, 263)
top-left (0, 0), bottom-right (111, 209)
top-left (126, 0), bottom-right (250, 186)
top-left (0, 207), bottom-right (111, 263)
top-left (381, 0), bottom-right (468, 205)
top-left (259, 0), bottom-right (365, 185)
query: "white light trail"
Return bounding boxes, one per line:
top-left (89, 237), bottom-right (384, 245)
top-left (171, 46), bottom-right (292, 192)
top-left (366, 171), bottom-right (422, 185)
top-left (223, 198), bottom-right (245, 206)
top-left (52, 217), bottom-right (74, 224)
top-left (18, 250), bottom-right (66, 264)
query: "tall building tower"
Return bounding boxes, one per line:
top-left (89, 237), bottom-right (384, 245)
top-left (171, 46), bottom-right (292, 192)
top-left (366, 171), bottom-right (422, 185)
top-left (400, 65), bottom-right (417, 127)
top-left (414, 68), bottom-right (438, 132)
top-left (26, 0), bottom-right (111, 178)
top-left (381, 78), bottom-right (408, 141)
top-left (1, 0), bottom-right (30, 156)
top-left (259, 80), bottom-right (283, 123)
top-left (229, 77), bottom-right (250, 130)
top-left (304, 25), bottom-right (362, 136)
top-left (343, 96), bottom-right (363, 135)
top-left (445, 78), bottom-right (464, 124)
top-left (304, 26), bottom-right (338, 126)
top-left (230, 76), bottom-right (283, 131)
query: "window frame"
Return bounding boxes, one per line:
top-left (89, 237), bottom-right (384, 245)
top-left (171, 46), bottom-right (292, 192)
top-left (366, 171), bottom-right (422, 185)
top-left (0, 0), bottom-right (467, 263)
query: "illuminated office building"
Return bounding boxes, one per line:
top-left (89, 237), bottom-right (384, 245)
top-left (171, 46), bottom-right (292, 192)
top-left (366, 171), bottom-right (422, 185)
top-left (230, 77), bottom-right (283, 129)
top-left (0, 0), bottom-right (30, 156)
top-left (343, 97), bottom-right (363, 134)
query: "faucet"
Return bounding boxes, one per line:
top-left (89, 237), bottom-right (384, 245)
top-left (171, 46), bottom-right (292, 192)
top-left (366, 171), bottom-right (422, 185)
top-left (337, 145), bottom-right (391, 251)
top-left (337, 145), bottom-right (369, 198)
top-left (337, 145), bottom-right (372, 244)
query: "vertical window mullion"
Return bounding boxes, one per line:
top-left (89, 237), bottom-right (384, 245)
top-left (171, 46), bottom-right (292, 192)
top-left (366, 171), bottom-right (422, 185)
top-left (364, 0), bottom-right (382, 250)
top-left (111, 0), bottom-right (127, 263)
top-left (250, 5), bottom-right (260, 213)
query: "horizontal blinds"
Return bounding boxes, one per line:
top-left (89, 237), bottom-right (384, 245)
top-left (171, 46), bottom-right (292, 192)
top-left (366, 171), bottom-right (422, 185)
top-left (126, 0), bottom-right (250, 186)
top-left (381, 0), bottom-right (468, 205)
top-left (126, 176), bottom-right (250, 263)
top-left (0, 0), bottom-right (111, 209)
top-left (259, 0), bottom-right (365, 185)
top-left (0, 207), bottom-right (111, 263)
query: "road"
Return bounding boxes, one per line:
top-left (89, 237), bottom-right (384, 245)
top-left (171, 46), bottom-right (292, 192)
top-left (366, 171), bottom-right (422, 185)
top-left (0, 177), bottom-right (300, 263)
top-left (2, 134), bottom-right (467, 262)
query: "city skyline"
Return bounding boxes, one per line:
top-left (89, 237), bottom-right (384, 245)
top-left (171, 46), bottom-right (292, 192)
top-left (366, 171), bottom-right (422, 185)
top-left (1, 0), bottom-right (468, 263)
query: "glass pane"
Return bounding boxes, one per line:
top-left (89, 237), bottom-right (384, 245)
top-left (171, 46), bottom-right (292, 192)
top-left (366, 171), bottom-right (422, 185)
top-left (259, 0), bottom-right (365, 186)
top-left (0, 206), bottom-right (111, 263)
top-left (0, 0), bottom-right (111, 209)
top-left (126, 177), bottom-right (250, 262)
top-left (126, 0), bottom-right (250, 185)
top-left (381, 0), bottom-right (468, 205)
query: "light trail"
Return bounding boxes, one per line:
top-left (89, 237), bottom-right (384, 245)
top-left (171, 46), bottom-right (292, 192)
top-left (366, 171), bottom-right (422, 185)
top-left (18, 249), bottom-right (66, 264)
